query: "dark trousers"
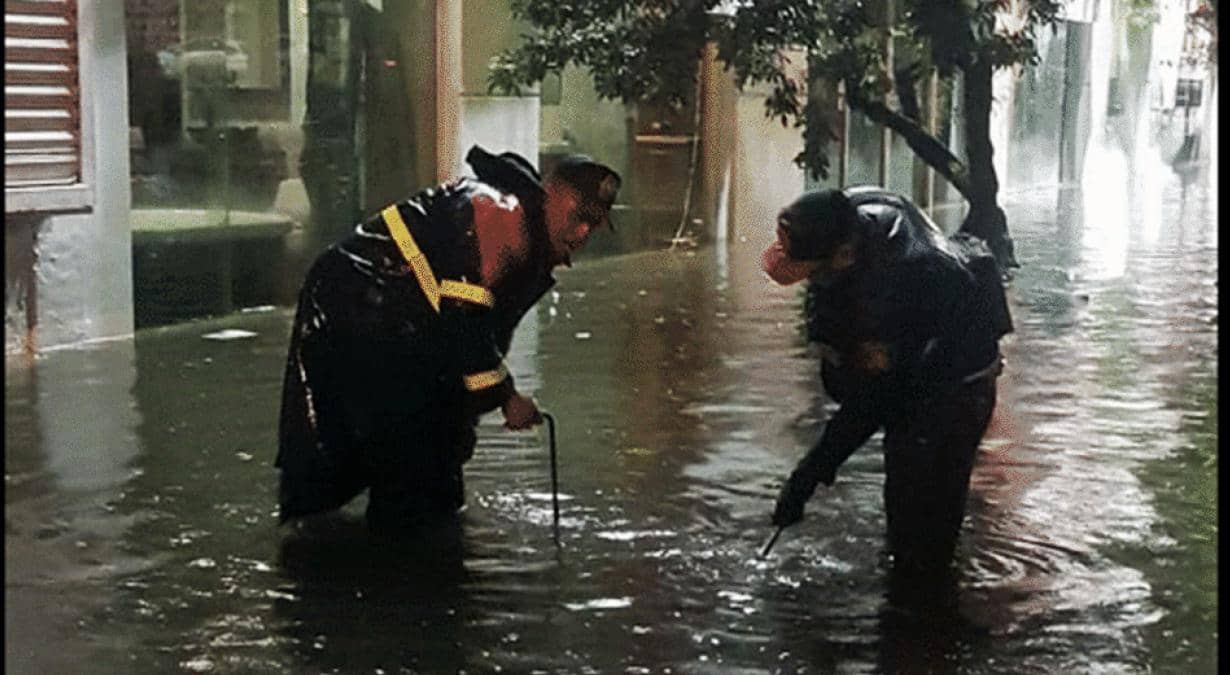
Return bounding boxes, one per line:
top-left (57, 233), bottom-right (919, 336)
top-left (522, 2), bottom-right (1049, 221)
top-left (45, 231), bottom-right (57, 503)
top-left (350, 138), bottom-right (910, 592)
top-left (362, 422), bottom-right (475, 531)
top-left (882, 377), bottom-right (997, 572)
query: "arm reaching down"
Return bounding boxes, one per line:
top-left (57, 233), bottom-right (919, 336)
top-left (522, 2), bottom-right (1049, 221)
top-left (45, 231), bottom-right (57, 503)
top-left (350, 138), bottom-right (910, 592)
top-left (772, 400), bottom-right (882, 527)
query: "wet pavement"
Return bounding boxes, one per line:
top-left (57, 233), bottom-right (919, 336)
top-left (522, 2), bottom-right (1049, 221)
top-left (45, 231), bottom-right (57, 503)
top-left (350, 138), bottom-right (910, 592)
top-left (5, 174), bottom-right (1217, 674)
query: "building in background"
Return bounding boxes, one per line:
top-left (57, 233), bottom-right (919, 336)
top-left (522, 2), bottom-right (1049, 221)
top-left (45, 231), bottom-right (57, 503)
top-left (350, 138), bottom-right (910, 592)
top-left (5, 0), bottom-right (1217, 354)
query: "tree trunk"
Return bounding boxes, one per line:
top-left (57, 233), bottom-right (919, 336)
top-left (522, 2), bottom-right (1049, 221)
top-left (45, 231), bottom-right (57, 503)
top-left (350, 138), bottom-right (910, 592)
top-left (851, 64), bottom-right (1016, 272)
top-left (959, 58), bottom-right (1018, 270)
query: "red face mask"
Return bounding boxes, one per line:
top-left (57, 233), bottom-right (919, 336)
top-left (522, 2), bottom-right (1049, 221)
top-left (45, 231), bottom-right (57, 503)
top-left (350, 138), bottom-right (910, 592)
top-left (760, 230), bottom-right (819, 286)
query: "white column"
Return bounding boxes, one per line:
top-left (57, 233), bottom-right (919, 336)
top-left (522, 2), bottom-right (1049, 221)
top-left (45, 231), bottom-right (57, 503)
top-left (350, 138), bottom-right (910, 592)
top-left (289, 0), bottom-right (308, 127)
top-left (32, 0), bottom-right (134, 350)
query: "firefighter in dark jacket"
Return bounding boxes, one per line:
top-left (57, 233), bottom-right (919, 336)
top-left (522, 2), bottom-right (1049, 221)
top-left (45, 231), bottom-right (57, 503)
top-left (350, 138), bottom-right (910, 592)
top-left (762, 186), bottom-right (1013, 572)
top-left (277, 145), bottom-right (621, 529)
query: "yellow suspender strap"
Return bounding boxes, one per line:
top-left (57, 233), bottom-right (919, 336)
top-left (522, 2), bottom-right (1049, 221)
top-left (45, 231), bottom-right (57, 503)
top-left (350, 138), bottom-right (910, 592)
top-left (382, 204), bottom-right (441, 313)
top-left (381, 204), bottom-right (495, 311)
top-left (463, 363), bottom-right (509, 392)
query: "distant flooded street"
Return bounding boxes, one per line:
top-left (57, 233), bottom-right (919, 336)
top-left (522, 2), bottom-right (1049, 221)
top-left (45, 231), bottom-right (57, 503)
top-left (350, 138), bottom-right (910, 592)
top-left (6, 175), bottom-right (1216, 674)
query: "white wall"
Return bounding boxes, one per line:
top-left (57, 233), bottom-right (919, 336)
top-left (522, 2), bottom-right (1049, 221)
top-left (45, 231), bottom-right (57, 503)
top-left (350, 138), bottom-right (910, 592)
top-left (455, 95), bottom-right (541, 175)
top-left (4, 0), bottom-right (133, 355)
top-left (726, 48), bottom-right (807, 245)
top-left (729, 94), bottom-right (806, 246)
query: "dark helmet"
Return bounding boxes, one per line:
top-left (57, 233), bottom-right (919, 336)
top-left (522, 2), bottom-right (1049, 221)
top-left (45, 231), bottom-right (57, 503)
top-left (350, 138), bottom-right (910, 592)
top-left (465, 145), bottom-right (544, 212)
top-left (777, 188), bottom-right (859, 260)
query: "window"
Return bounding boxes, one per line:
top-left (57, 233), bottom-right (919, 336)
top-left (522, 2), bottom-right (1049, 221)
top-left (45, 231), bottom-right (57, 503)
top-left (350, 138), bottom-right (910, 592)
top-left (5, 0), bottom-right (93, 213)
top-left (1175, 78), bottom-right (1203, 108)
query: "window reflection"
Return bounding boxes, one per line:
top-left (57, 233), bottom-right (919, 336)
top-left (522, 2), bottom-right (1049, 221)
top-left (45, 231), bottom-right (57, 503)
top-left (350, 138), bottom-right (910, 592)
top-left (127, 0), bottom-right (304, 328)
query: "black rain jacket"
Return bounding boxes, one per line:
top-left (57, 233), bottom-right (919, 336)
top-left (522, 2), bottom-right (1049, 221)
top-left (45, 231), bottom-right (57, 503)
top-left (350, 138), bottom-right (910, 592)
top-left (275, 146), bottom-right (554, 521)
top-left (798, 186), bottom-right (1013, 484)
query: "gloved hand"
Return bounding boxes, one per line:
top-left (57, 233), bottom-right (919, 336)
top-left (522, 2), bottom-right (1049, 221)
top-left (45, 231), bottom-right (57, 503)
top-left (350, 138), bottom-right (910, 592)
top-left (771, 471), bottom-right (818, 527)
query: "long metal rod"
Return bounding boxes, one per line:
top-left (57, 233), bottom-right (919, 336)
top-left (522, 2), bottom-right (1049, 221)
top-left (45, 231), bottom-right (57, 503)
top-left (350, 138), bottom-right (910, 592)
top-left (543, 412), bottom-right (560, 545)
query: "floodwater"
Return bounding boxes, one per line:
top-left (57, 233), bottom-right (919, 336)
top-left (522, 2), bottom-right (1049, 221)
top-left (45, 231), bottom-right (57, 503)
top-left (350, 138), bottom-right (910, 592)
top-left (5, 175), bottom-right (1217, 674)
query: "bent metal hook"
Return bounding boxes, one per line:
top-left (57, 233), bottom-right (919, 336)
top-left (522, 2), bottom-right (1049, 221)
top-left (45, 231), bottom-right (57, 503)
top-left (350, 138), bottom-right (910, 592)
top-left (542, 412), bottom-right (561, 546)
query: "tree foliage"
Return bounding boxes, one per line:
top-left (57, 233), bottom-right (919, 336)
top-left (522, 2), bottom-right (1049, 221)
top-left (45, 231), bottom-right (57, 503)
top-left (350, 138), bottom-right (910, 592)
top-left (491, 1), bottom-right (1059, 181)
top-left (1188, 0), bottom-right (1218, 66)
top-left (491, 1), bottom-right (1067, 269)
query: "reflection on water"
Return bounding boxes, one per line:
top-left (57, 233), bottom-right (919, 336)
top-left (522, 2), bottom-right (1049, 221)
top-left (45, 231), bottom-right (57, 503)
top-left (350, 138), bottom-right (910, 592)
top-left (5, 175), bottom-right (1216, 673)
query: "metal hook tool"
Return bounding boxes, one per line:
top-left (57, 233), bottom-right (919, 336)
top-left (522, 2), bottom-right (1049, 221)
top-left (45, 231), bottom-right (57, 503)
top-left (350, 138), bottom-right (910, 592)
top-left (542, 412), bottom-right (561, 546)
top-left (759, 525), bottom-right (786, 558)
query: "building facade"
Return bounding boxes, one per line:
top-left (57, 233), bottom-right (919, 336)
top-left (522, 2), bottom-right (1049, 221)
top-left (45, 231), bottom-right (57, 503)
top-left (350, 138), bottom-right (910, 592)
top-left (4, 0), bottom-right (1217, 354)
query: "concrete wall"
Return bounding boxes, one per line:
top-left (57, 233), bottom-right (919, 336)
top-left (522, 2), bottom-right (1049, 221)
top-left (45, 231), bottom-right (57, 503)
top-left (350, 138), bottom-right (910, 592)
top-left (359, 0), bottom-right (441, 205)
top-left (5, 0), bottom-right (134, 355)
top-left (728, 50), bottom-right (808, 246)
top-left (359, 1), bottom-right (438, 211)
top-left (553, 66), bottom-right (635, 185)
top-left (459, 0), bottom-right (524, 97)
top-left (455, 0), bottom-right (538, 176)
top-left (456, 96), bottom-right (541, 176)
top-left (362, 0), bottom-right (537, 201)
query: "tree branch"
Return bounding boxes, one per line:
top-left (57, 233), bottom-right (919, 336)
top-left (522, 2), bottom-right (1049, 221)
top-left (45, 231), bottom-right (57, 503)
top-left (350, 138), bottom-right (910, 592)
top-left (894, 67), bottom-right (921, 122)
top-left (847, 92), bottom-right (972, 199)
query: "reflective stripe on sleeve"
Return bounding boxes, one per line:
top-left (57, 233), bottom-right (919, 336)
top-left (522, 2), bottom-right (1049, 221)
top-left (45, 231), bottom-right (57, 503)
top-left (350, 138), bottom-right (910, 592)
top-left (439, 280), bottom-right (495, 308)
top-left (463, 363), bottom-right (509, 391)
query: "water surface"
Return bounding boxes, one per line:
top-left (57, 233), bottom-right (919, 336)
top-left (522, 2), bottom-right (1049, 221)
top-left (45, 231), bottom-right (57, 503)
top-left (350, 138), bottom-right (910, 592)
top-left (5, 176), bottom-right (1217, 673)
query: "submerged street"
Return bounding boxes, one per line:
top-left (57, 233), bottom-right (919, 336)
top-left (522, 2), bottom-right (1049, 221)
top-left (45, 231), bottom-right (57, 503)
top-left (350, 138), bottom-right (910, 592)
top-left (5, 175), bottom-right (1217, 674)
